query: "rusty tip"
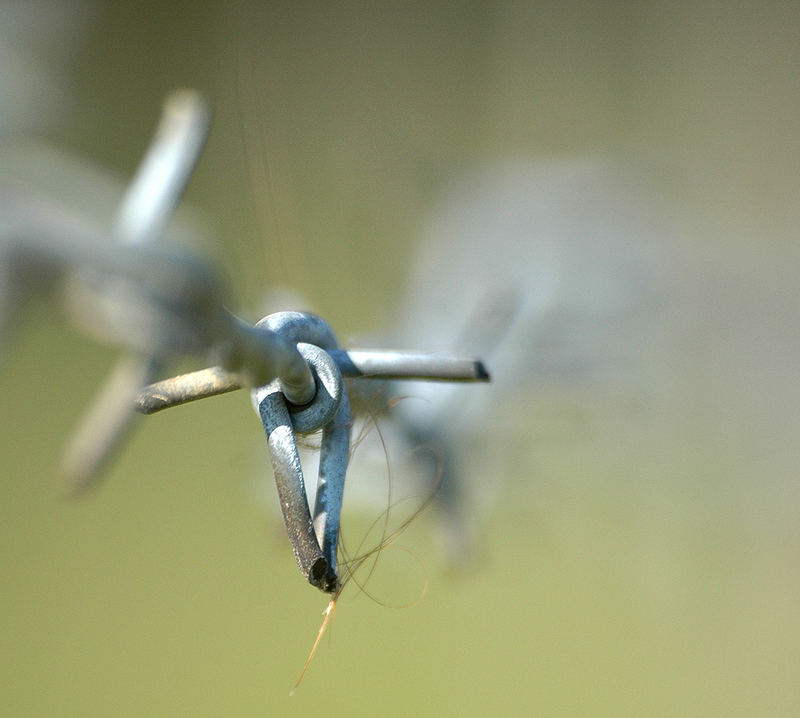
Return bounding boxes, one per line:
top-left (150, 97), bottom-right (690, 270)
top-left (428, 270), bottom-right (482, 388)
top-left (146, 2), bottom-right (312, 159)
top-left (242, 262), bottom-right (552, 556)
top-left (308, 558), bottom-right (338, 594)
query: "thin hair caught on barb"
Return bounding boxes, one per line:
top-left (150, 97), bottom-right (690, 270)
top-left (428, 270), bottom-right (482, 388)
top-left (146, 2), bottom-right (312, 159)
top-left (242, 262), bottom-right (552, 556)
top-left (291, 399), bottom-right (442, 692)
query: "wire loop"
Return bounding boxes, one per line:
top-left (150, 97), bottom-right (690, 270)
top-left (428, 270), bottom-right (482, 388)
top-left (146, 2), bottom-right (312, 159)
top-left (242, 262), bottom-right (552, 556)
top-left (251, 312), bottom-right (351, 592)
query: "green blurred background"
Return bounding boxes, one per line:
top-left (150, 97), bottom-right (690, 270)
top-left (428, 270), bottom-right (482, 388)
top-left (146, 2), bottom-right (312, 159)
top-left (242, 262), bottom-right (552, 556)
top-left (2, 1), bottom-right (799, 715)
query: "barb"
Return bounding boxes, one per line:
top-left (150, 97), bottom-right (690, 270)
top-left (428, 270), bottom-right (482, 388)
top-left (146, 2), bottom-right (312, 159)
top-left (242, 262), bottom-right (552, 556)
top-left (59, 89), bottom-right (211, 492)
top-left (115, 90), bottom-right (210, 245)
top-left (134, 350), bottom-right (489, 414)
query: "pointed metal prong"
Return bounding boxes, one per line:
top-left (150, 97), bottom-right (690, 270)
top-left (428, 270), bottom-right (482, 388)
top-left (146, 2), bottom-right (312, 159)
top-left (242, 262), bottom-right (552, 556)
top-left (256, 383), bottom-right (333, 592)
top-left (134, 365), bottom-right (241, 414)
top-left (61, 91), bottom-right (210, 491)
top-left (134, 349), bottom-right (490, 415)
top-left (329, 349), bottom-right (490, 382)
top-left (313, 389), bottom-right (351, 581)
top-left (115, 90), bottom-right (210, 245)
top-left (59, 356), bottom-right (159, 495)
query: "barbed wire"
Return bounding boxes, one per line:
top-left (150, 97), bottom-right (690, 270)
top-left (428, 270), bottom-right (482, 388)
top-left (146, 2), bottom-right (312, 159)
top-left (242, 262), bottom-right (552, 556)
top-left (0, 89), bottom-right (489, 593)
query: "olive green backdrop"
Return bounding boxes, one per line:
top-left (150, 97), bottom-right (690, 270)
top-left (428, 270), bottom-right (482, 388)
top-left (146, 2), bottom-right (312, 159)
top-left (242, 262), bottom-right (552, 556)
top-left (2, 2), bottom-right (799, 715)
